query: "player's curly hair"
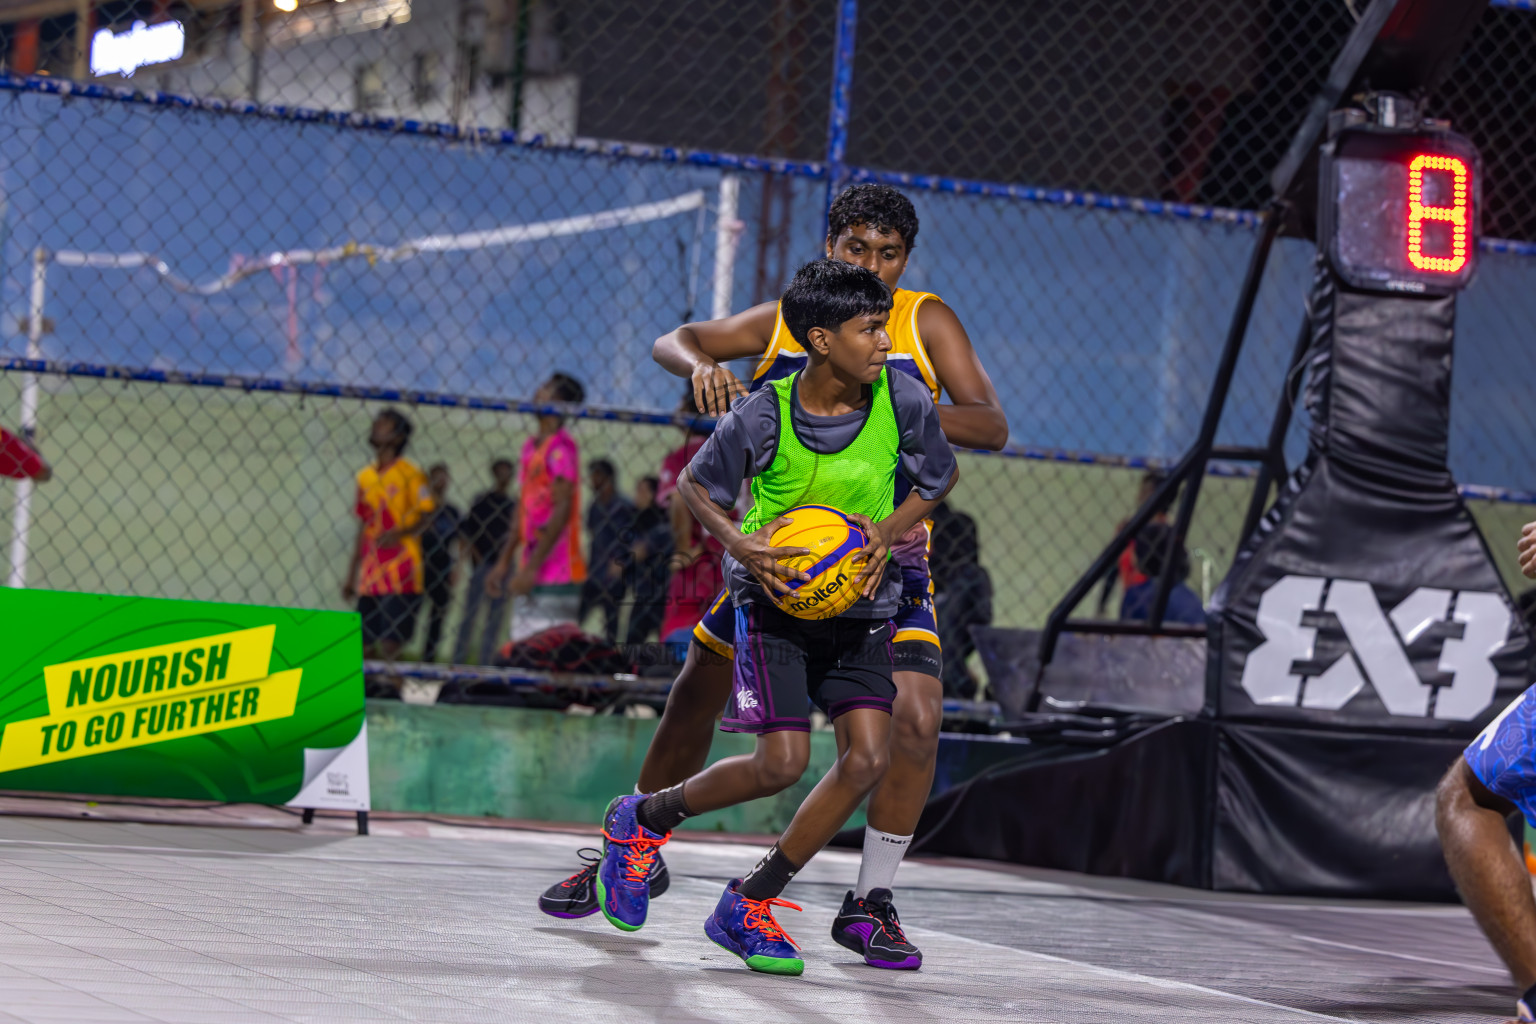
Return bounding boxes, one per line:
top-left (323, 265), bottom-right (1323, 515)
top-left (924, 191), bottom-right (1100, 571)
top-left (826, 183), bottom-right (920, 251)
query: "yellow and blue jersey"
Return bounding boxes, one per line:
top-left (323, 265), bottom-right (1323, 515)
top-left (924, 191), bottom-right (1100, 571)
top-left (749, 287), bottom-right (944, 402)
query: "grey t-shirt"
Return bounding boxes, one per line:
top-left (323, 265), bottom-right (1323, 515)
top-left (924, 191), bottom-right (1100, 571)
top-left (687, 371), bottom-right (958, 617)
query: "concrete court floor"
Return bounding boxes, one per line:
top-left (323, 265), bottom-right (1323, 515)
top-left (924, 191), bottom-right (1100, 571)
top-left (0, 804), bottom-right (1520, 1024)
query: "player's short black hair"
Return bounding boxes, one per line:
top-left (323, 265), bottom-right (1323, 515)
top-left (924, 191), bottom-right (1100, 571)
top-left (377, 408), bottom-right (413, 453)
top-left (1134, 522), bottom-right (1190, 582)
top-left (589, 458), bottom-right (616, 480)
top-left (545, 372), bottom-right (586, 405)
top-left (639, 474), bottom-right (660, 493)
top-left (491, 457), bottom-right (514, 474)
top-left (780, 258), bottom-right (893, 347)
top-left (827, 183), bottom-right (919, 251)
top-left (427, 461), bottom-right (448, 475)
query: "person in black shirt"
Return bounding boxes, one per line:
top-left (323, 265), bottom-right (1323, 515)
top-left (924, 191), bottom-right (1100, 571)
top-left (625, 475), bottom-right (672, 645)
top-left (579, 458), bottom-right (634, 644)
top-left (419, 464), bottom-right (463, 662)
top-left (453, 458), bottom-right (517, 664)
top-left (929, 503), bottom-right (993, 699)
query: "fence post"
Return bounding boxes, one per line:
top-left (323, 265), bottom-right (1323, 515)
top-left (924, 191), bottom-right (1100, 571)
top-left (824, 0), bottom-right (859, 211)
top-left (8, 246), bottom-right (47, 590)
top-left (711, 174), bottom-right (740, 319)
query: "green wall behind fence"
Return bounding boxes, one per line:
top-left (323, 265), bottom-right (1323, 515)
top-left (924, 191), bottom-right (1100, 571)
top-left (364, 699), bottom-right (861, 834)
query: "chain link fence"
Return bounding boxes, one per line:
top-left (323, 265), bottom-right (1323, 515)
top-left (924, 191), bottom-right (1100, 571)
top-left (2, 0), bottom-right (1536, 692)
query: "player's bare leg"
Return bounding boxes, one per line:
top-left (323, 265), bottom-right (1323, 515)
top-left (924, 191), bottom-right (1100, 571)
top-left (827, 668), bottom-right (938, 969)
top-left (1437, 758), bottom-right (1536, 1011)
top-left (866, 670), bottom-right (943, 836)
top-left (636, 641), bottom-right (732, 793)
top-left (771, 709), bottom-right (892, 865)
top-left (676, 729), bottom-right (812, 811)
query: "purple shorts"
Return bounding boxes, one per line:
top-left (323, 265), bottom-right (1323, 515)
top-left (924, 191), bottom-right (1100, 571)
top-left (720, 602), bottom-right (896, 734)
top-left (694, 521), bottom-right (941, 674)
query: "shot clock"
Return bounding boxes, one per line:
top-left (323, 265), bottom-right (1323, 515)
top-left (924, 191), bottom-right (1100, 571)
top-left (1319, 125), bottom-right (1481, 295)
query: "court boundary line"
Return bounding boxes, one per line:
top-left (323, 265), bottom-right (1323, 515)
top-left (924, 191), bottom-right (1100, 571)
top-left (1294, 934), bottom-right (1507, 976)
top-left (923, 926), bottom-right (1360, 1022)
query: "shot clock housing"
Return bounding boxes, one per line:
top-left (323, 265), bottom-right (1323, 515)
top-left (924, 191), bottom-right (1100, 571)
top-left (1318, 112), bottom-right (1481, 295)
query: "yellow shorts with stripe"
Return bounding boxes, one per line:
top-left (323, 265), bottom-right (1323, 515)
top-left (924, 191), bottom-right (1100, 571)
top-left (692, 525), bottom-right (942, 677)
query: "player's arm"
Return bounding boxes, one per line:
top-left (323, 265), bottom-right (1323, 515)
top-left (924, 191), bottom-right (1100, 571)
top-left (677, 394), bottom-right (810, 595)
top-left (667, 487), bottom-right (698, 570)
top-left (680, 469), bottom-right (810, 597)
top-left (653, 301), bottom-right (780, 415)
top-left (850, 374), bottom-right (963, 597)
top-left (917, 299), bottom-right (1009, 451)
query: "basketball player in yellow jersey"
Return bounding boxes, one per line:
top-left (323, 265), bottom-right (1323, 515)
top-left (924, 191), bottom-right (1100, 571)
top-left (536, 183), bottom-right (1006, 967)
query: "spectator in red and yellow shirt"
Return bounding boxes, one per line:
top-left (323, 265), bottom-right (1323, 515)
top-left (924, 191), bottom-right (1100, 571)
top-left (343, 409), bottom-right (435, 660)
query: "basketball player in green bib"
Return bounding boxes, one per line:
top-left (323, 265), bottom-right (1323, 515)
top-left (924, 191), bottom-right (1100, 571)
top-left (590, 259), bottom-right (958, 974)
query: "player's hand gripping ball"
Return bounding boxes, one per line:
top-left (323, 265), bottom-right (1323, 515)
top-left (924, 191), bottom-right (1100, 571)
top-left (771, 505), bottom-right (870, 620)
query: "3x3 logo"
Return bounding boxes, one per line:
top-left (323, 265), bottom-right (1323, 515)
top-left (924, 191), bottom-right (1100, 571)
top-left (1239, 575), bottom-right (1513, 720)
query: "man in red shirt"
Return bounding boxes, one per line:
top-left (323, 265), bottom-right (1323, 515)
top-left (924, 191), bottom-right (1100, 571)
top-left (0, 428), bottom-right (51, 481)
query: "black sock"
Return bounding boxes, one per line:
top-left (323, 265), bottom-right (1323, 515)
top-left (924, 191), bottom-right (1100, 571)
top-left (1519, 981), bottom-right (1536, 1020)
top-left (636, 783), bottom-right (693, 834)
top-left (738, 844), bottom-right (801, 901)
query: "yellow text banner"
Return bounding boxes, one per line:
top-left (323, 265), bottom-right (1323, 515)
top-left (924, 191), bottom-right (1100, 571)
top-left (42, 625), bottom-right (276, 716)
top-left (0, 668), bottom-right (302, 772)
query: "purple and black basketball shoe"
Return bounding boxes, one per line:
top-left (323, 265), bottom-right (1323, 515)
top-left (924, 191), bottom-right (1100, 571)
top-left (831, 888), bottom-right (922, 969)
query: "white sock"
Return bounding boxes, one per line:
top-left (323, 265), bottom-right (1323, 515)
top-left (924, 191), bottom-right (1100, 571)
top-left (855, 826), bottom-right (913, 899)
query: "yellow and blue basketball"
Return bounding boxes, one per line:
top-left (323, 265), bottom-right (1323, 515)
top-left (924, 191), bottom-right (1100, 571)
top-left (771, 505), bottom-right (869, 620)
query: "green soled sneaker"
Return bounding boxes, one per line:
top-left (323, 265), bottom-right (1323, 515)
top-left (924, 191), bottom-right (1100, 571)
top-left (703, 879), bottom-right (804, 976)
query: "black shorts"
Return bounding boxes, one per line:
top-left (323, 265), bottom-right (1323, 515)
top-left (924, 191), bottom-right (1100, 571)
top-left (358, 593), bottom-right (423, 645)
top-left (721, 602), bottom-right (896, 734)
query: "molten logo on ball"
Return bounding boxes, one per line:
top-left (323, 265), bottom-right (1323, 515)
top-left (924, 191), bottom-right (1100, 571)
top-left (783, 570), bottom-right (851, 617)
top-left (769, 505), bottom-right (869, 620)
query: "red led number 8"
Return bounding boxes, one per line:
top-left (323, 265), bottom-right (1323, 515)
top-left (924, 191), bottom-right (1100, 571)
top-left (1407, 154), bottom-right (1469, 274)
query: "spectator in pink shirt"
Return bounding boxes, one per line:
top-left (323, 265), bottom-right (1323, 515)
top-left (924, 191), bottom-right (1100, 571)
top-left (488, 373), bottom-right (587, 643)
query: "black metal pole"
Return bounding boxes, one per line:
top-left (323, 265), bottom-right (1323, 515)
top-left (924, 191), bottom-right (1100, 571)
top-left (1149, 202), bottom-right (1283, 628)
top-left (1237, 312), bottom-right (1314, 544)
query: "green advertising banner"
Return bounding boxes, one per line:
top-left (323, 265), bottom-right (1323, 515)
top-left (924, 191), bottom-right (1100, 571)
top-left (0, 588), bottom-right (367, 811)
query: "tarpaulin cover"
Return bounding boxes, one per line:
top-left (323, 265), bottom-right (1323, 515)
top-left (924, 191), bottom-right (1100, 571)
top-left (910, 718), bottom-right (1470, 898)
top-left (1207, 256), bottom-right (1530, 734)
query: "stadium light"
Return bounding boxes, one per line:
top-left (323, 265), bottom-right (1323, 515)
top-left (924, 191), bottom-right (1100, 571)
top-left (90, 20), bottom-right (184, 78)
